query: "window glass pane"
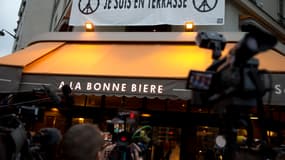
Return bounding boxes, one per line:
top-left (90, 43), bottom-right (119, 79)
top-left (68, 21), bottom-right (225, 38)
top-left (73, 95), bottom-right (86, 106)
top-left (72, 117), bottom-right (93, 125)
top-left (105, 96), bottom-right (122, 108)
top-left (152, 126), bottom-right (181, 160)
top-left (146, 98), bottom-right (166, 111)
top-left (167, 100), bottom-right (187, 112)
top-left (86, 95), bottom-right (101, 107)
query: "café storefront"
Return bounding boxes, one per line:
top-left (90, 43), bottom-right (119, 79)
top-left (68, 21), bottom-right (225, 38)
top-left (0, 32), bottom-right (285, 159)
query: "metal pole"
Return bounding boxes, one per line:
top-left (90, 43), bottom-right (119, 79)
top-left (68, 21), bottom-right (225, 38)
top-left (0, 29), bottom-right (17, 39)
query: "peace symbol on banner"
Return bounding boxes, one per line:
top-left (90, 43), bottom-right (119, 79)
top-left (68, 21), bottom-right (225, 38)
top-left (78, 0), bottom-right (100, 15)
top-left (193, 0), bottom-right (218, 12)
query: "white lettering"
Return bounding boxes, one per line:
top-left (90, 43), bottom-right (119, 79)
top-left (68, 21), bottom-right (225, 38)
top-left (59, 81), bottom-right (164, 94)
top-left (87, 82), bottom-right (92, 90)
top-left (275, 84), bottom-right (282, 95)
top-left (59, 81), bottom-right (82, 90)
top-left (94, 83), bottom-right (102, 91)
top-left (112, 83), bottom-right (120, 91)
top-left (138, 84), bottom-right (142, 92)
top-left (158, 85), bottom-right (163, 93)
top-left (143, 84), bottom-right (149, 93)
top-left (130, 83), bottom-right (164, 94)
top-left (103, 83), bottom-right (110, 91)
top-left (131, 84), bottom-right (137, 92)
top-left (86, 82), bottom-right (130, 92)
top-left (121, 83), bottom-right (127, 92)
top-left (58, 81), bottom-right (65, 89)
top-left (74, 82), bottom-right (81, 90)
top-left (69, 81), bottom-right (74, 90)
top-left (150, 85), bottom-right (156, 93)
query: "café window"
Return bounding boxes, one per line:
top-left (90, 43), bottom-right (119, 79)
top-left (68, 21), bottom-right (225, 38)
top-left (151, 126), bottom-right (181, 160)
top-left (196, 126), bottom-right (219, 149)
top-left (122, 97), bottom-right (142, 110)
top-left (105, 96), bottom-right (142, 110)
top-left (86, 95), bottom-right (101, 107)
top-left (73, 95), bottom-right (86, 106)
top-left (72, 117), bottom-right (93, 125)
top-left (105, 96), bottom-right (122, 109)
top-left (167, 100), bottom-right (187, 112)
top-left (146, 98), bottom-right (166, 111)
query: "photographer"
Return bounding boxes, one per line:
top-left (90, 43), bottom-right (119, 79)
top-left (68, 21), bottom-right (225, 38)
top-left (0, 132), bottom-right (13, 160)
top-left (188, 23), bottom-right (278, 159)
top-left (103, 142), bottom-right (144, 160)
top-left (32, 128), bottom-right (62, 160)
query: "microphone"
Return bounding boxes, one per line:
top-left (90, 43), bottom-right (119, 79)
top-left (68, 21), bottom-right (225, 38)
top-left (34, 128), bottom-right (62, 145)
top-left (42, 85), bottom-right (61, 105)
top-left (231, 22), bottom-right (277, 66)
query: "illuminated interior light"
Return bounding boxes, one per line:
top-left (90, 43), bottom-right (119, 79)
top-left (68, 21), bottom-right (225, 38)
top-left (129, 111), bottom-right (135, 119)
top-left (84, 21), bottom-right (95, 32)
top-left (141, 113), bottom-right (152, 117)
top-left (78, 118), bottom-right (85, 123)
top-left (185, 21), bottom-right (195, 32)
top-left (250, 116), bottom-right (259, 120)
top-left (168, 131), bottom-right (174, 135)
top-left (51, 107), bottom-right (59, 112)
top-left (120, 136), bottom-right (127, 142)
top-left (215, 135), bottom-right (226, 148)
top-left (267, 130), bottom-right (276, 137)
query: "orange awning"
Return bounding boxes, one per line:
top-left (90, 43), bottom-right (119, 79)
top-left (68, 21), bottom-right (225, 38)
top-left (0, 32), bottom-right (284, 101)
top-left (1, 42), bottom-right (285, 78)
top-left (0, 42), bottom-right (65, 67)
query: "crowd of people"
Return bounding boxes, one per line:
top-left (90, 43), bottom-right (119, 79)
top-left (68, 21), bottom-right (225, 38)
top-left (0, 123), bottom-right (145, 160)
top-left (2, 123), bottom-right (285, 160)
top-left (0, 84), bottom-right (146, 160)
top-left (1, 84), bottom-right (285, 160)
top-left (58, 123), bottom-right (144, 160)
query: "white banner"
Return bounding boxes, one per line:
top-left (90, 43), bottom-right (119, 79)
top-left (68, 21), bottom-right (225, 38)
top-left (69, 0), bottom-right (225, 26)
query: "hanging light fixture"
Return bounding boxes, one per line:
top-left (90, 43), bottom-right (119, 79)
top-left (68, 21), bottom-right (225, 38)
top-left (84, 21), bottom-right (95, 32)
top-left (184, 21), bottom-right (195, 32)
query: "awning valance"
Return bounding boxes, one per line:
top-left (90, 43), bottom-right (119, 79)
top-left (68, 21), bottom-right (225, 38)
top-left (0, 42), bottom-right (64, 93)
top-left (0, 66), bottom-right (22, 93)
top-left (0, 32), bottom-right (285, 102)
top-left (19, 74), bottom-right (191, 100)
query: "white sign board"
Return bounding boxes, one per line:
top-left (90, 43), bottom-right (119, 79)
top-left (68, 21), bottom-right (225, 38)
top-left (69, 0), bottom-right (225, 26)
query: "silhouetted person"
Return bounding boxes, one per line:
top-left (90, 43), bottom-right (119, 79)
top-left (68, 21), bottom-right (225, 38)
top-left (204, 148), bottom-right (215, 160)
top-left (60, 84), bottom-right (74, 131)
top-left (61, 84), bottom-right (74, 108)
top-left (276, 151), bottom-right (285, 160)
top-left (58, 123), bottom-right (144, 160)
top-left (0, 133), bottom-right (13, 160)
top-left (59, 123), bottom-right (105, 160)
top-left (35, 128), bottom-right (62, 160)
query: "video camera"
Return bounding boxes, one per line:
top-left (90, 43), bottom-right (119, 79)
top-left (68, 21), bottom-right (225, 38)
top-left (107, 111), bottom-right (152, 160)
top-left (187, 23), bottom-right (277, 111)
top-left (186, 22), bottom-right (279, 160)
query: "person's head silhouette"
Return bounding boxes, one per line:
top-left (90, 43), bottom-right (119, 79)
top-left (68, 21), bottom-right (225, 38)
top-left (59, 123), bottom-right (104, 160)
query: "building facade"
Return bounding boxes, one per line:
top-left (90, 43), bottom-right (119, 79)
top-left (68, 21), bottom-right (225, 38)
top-left (14, 0), bottom-right (285, 51)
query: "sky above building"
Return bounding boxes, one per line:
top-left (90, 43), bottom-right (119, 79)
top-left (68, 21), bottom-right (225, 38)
top-left (0, 0), bottom-right (21, 57)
